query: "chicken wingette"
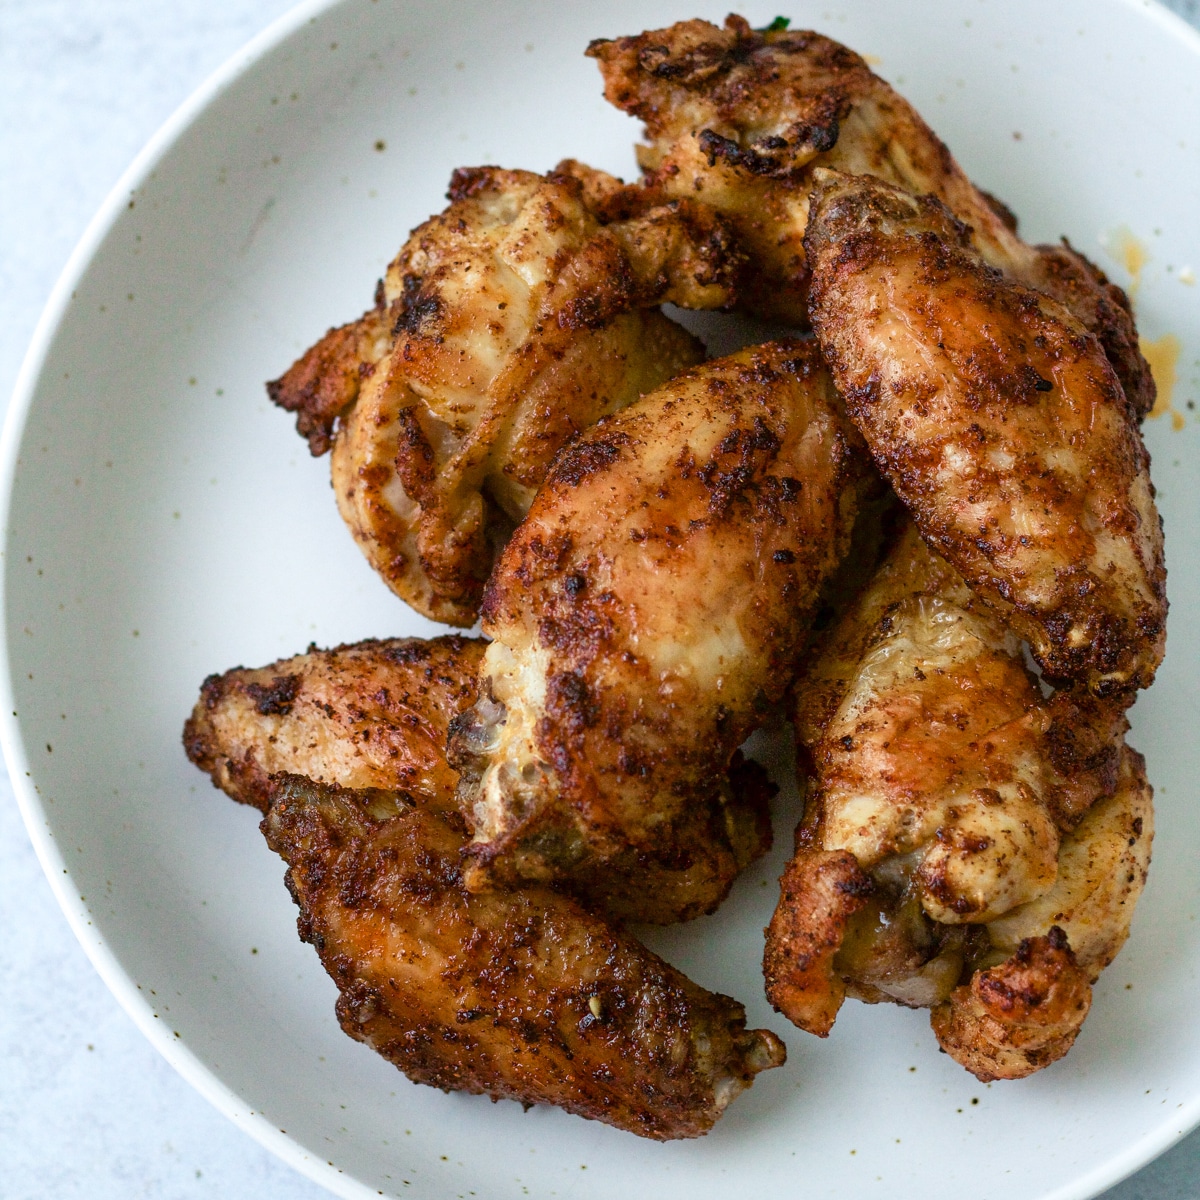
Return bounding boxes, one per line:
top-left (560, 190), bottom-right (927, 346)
top-left (263, 774), bottom-right (785, 1140)
top-left (449, 340), bottom-right (870, 897)
top-left (182, 636), bottom-right (772, 925)
top-left (587, 14), bottom-right (1154, 417)
top-left (269, 165), bottom-right (746, 625)
top-left (763, 522), bottom-right (1152, 1080)
top-left (804, 170), bottom-right (1166, 697)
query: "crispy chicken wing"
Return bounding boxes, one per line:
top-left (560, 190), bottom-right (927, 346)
top-left (270, 165), bottom-right (748, 625)
top-left (928, 744), bottom-right (1152, 1081)
top-left (763, 523), bottom-right (1152, 1079)
top-left (183, 635), bottom-right (485, 814)
top-left (448, 340), bottom-right (870, 898)
top-left (182, 635), bottom-right (772, 925)
top-left (804, 170), bottom-right (1166, 697)
top-left (262, 775), bottom-right (784, 1139)
top-left (587, 15), bottom-right (1154, 416)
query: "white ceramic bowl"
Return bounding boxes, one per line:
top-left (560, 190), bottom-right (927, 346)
top-left (5, 1), bottom-right (1200, 1197)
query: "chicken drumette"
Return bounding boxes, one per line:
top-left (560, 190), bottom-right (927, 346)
top-left (449, 340), bottom-right (871, 899)
top-left (763, 522), bottom-right (1152, 1080)
top-left (804, 170), bottom-right (1165, 697)
top-left (587, 14), bottom-right (1154, 417)
top-left (269, 165), bottom-right (746, 625)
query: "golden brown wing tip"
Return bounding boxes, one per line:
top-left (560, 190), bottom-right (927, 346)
top-left (267, 307), bottom-right (392, 456)
top-left (724, 1027), bottom-right (788, 1104)
top-left (763, 849), bottom-right (872, 1037)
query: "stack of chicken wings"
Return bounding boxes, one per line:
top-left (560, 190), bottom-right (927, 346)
top-left (185, 14), bottom-right (1165, 1137)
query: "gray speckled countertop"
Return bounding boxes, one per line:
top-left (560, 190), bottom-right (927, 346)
top-left (1, 2), bottom-right (1197, 1197)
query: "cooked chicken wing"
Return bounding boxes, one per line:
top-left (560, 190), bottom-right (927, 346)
top-left (182, 635), bottom-right (772, 925)
top-left (448, 340), bottom-right (870, 898)
top-left (763, 522), bottom-right (1152, 1079)
top-left (263, 774), bottom-right (786, 1139)
top-left (804, 170), bottom-right (1166, 697)
top-left (183, 635), bottom-right (485, 813)
top-left (270, 165), bottom-right (748, 625)
top-left (587, 15), bottom-right (1154, 416)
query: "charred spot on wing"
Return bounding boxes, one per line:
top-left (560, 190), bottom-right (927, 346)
top-left (559, 286), bottom-right (626, 331)
top-left (383, 640), bottom-right (433, 666)
top-left (245, 674), bottom-right (302, 716)
top-left (547, 434), bottom-right (632, 487)
top-left (1045, 925), bottom-right (1071, 954)
top-left (638, 44), bottom-right (694, 80)
top-left (545, 672), bottom-right (599, 738)
top-left (445, 166), bottom-right (502, 202)
top-left (697, 120), bottom-right (842, 179)
top-left (793, 101), bottom-right (846, 154)
top-left (696, 418), bottom-right (787, 517)
top-left (835, 875), bottom-right (877, 900)
top-left (394, 292), bottom-right (441, 338)
top-left (197, 670), bottom-right (237, 711)
top-left (715, 417), bottom-right (781, 457)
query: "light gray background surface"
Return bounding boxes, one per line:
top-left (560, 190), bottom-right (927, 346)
top-left (1, 2), bottom-right (1197, 1197)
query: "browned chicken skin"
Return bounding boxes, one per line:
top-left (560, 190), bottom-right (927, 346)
top-left (764, 523), bottom-right (1153, 1079)
top-left (929, 928), bottom-right (1092, 1083)
top-left (449, 340), bottom-right (870, 898)
top-left (263, 775), bottom-right (784, 1140)
top-left (267, 300), bottom-right (394, 457)
top-left (804, 170), bottom-right (1166, 697)
top-left (183, 636), bottom-right (772, 925)
top-left (183, 635), bottom-right (484, 814)
top-left (270, 165), bottom-right (747, 625)
top-left (183, 641), bottom-right (787, 1134)
top-left (587, 14), bottom-right (1154, 416)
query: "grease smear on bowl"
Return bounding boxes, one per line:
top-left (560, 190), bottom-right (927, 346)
top-left (1101, 227), bottom-right (1188, 429)
top-left (1141, 333), bottom-right (1185, 430)
top-left (1105, 225), bottom-right (1149, 296)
